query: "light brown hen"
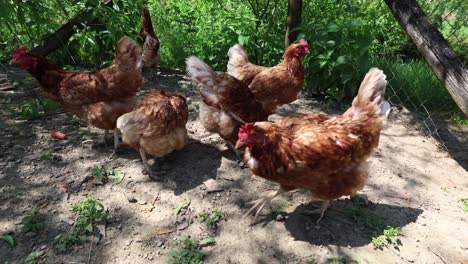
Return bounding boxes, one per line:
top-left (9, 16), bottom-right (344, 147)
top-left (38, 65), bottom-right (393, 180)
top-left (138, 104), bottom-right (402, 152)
top-left (116, 90), bottom-right (188, 179)
top-left (227, 39), bottom-right (309, 114)
top-left (236, 68), bottom-right (390, 224)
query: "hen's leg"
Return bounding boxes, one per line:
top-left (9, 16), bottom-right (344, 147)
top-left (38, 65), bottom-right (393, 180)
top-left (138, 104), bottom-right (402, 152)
top-left (139, 148), bottom-right (165, 180)
top-left (226, 142), bottom-right (246, 168)
top-left (139, 148), bottom-right (156, 180)
top-left (303, 200), bottom-right (331, 226)
top-left (107, 129), bottom-right (121, 160)
top-left (244, 188), bottom-right (288, 220)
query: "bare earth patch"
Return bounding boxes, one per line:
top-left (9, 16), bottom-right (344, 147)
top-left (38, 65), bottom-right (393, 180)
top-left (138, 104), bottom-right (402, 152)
top-left (0, 66), bottom-right (466, 263)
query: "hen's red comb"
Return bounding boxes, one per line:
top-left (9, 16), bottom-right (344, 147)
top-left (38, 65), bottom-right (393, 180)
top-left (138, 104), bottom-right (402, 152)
top-left (12, 46), bottom-right (28, 59)
top-left (299, 39), bottom-right (308, 48)
top-left (239, 123), bottom-right (255, 133)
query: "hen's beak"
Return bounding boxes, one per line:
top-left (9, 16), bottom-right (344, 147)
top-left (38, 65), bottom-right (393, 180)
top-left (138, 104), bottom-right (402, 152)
top-left (9, 59), bottom-right (17, 65)
top-left (235, 140), bottom-right (245, 149)
top-left (305, 48), bottom-right (310, 54)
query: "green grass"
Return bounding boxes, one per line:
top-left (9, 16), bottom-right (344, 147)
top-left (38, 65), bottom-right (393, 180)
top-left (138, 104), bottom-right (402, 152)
top-left (373, 58), bottom-right (467, 124)
top-left (22, 208), bottom-right (45, 233)
top-left (198, 209), bottom-right (224, 227)
top-left (91, 164), bottom-right (125, 184)
top-left (55, 194), bottom-right (110, 252)
top-left (346, 200), bottom-right (403, 251)
top-left (166, 237), bottom-right (216, 264)
top-left (462, 198), bottom-right (468, 212)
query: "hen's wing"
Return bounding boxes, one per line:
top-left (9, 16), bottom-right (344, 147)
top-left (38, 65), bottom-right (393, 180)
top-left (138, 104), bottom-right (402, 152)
top-left (59, 37), bottom-right (143, 106)
top-left (227, 44), bottom-right (267, 85)
top-left (187, 56), bottom-right (268, 123)
top-left (248, 66), bottom-right (304, 112)
top-left (117, 91), bottom-right (188, 148)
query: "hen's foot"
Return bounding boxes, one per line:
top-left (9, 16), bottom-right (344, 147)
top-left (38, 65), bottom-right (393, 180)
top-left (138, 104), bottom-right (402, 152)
top-left (227, 142), bottom-right (246, 169)
top-left (302, 200), bottom-right (331, 226)
top-left (142, 168), bottom-right (167, 181)
top-left (244, 189), bottom-right (287, 220)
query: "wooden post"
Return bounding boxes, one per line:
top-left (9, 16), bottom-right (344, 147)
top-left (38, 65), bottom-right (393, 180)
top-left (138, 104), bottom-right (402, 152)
top-left (30, 0), bottom-right (113, 56)
top-left (285, 0), bottom-right (302, 47)
top-left (384, 0), bottom-right (468, 117)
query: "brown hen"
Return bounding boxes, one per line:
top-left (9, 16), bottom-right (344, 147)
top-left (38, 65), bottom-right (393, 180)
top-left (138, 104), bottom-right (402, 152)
top-left (227, 39), bottom-right (309, 114)
top-left (139, 5), bottom-right (160, 68)
top-left (186, 56), bottom-right (270, 160)
top-left (236, 68), bottom-right (390, 224)
top-left (11, 37), bottom-right (144, 150)
top-left (116, 90), bottom-right (188, 179)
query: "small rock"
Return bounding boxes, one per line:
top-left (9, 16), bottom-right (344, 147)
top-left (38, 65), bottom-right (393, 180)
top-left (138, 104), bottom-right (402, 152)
top-left (103, 240), bottom-right (111, 246)
top-left (127, 196), bottom-right (137, 203)
top-left (203, 179), bottom-right (223, 193)
top-left (14, 220), bottom-right (22, 225)
top-left (117, 224), bottom-right (123, 229)
top-left (177, 222), bottom-right (190, 231)
top-left (25, 232), bottom-right (35, 238)
top-left (139, 201), bottom-right (147, 205)
top-left (157, 241), bottom-right (164, 247)
top-left (276, 214), bottom-right (286, 221)
top-left (40, 245), bottom-right (47, 250)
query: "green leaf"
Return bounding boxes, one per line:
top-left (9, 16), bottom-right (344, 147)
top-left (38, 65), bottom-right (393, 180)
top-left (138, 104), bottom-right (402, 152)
top-left (85, 223), bottom-right (93, 233)
top-left (335, 55), bottom-right (347, 66)
top-left (199, 237), bottom-right (215, 247)
top-left (0, 234), bottom-right (17, 249)
top-left (174, 194), bottom-right (191, 218)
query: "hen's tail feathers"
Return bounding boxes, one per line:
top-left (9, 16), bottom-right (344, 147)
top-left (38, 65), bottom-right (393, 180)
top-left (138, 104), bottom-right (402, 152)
top-left (116, 111), bottom-right (146, 147)
top-left (186, 56), bottom-right (221, 105)
top-left (349, 68), bottom-right (388, 120)
top-left (114, 36), bottom-right (143, 71)
top-left (227, 44), bottom-right (249, 78)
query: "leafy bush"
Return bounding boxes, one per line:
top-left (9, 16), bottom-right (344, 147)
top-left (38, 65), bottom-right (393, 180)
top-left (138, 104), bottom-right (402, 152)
top-left (299, 19), bottom-right (372, 101)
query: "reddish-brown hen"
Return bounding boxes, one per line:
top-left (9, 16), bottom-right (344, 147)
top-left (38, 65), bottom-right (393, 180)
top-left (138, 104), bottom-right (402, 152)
top-left (139, 5), bottom-right (160, 67)
top-left (10, 37), bottom-right (144, 150)
top-left (236, 68), bottom-right (389, 224)
top-left (117, 90), bottom-right (188, 179)
top-left (186, 56), bottom-right (270, 159)
top-left (227, 39), bottom-right (309, 113)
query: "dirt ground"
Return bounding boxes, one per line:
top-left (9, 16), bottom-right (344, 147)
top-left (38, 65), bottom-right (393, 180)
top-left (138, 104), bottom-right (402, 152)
top-left (0, 66), bottom-right (467, 264)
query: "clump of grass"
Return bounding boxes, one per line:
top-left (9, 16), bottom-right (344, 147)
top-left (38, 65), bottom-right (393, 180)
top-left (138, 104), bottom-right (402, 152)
top-left (347, 199), bottom-right (402, 250)
top-left (0, 233), bottom-right (17, 249)
top-left (198, 209), bottom-right (224, 227)
top-left (371, 226), bottom-right (402, 250)
top-left (55, 194), bottom-right (110, 252)
top-left (373, 58), bottom-right (466, 123)
top-left (92, 164), bottom-right (124, 184)
top-left (462, 198), bottom-right (468, 212)
top-left (40, 151), bottom-right (61, 162)
top-left (22, 208), bottom-right (45, 233)
top-left (16, 98), bottom-right (59, 120)
top-left (166, 237), bottom-right (215, 264)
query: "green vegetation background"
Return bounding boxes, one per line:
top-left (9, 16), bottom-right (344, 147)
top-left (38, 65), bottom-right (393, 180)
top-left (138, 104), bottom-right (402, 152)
top-left (0, 0), bottom-right (466, 120)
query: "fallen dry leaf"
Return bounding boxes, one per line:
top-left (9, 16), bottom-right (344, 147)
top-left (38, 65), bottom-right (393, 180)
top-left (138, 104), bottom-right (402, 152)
top-left (50, 131), bottom-right (66, 140)
top-left (156, 229), bottom-right (175, 236)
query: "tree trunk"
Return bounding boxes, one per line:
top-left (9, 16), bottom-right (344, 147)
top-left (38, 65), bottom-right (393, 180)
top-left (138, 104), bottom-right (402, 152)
top-left (384, 0), bottom-right (468, 117)
top-left (285, 0), bottom-right (302, 47)
top-left (30, 0), bottom-right (113, 56)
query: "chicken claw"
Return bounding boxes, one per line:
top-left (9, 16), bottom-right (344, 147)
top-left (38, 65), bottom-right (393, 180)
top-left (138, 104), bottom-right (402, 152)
top-left (139, 148), bottom-right (167, 180)
top-left (302, 200), bottom-right (330, 226)
top-left (227, 142), bottom-right (246, 168)
top-left (244, 188), bottom-right (287, 220)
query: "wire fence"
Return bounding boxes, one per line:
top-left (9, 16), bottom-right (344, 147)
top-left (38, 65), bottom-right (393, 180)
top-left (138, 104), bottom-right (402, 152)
top-left (376, 0), bottom-right (467, 168)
